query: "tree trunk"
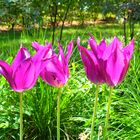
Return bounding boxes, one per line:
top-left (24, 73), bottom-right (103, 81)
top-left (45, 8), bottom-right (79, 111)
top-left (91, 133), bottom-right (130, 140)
top-left (129, 0), bottom-right (135, 39)
top-left (52, 2), bottom-right (58, 45)
top-left (59, 0), bottom-right (71, 41)
top-left (130, 22), bottom-right (134, 39)
top-left (11, 23), bottom-right (15, 30)
top-left (124, 17), bottom-right (127, 45)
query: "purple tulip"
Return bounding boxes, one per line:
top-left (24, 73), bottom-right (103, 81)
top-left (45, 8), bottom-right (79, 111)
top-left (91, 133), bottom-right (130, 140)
top-left (101, 36), bottom-right (134, 86)
top-left (77, 37), bottom-right (106, 84)
top-left (77, 35), bottom-right (134, 86)
top-left (0, 45), bottom-right (52, 92)
top-left (32, 40), bottom-right (73, 88)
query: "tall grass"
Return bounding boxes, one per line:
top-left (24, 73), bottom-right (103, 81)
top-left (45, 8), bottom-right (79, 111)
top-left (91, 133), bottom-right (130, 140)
top-left (0, 23), bottom-right (140, 139)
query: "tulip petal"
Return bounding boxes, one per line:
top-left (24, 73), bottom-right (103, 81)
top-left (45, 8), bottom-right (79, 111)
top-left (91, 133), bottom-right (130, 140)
top-left (40, 60), bottom-right (68, 87)
top-left (40, 69), bottom-right (59, 87)
top-left (105, 47), bottom-right (125, 86)
top-left (79, 46), bottom-right (104, 83)
top-left (58, 41), bottom-right (66, 67)
top-left (32, 42), bottom-right (43, 51)
top-left (78, 38), bottom-right (98, 78)
top-left (32, 45), bottom-right (52, 77)
top-left (12, 47), bottom-right (31, 71)
top-left (88, 36), bottom-right (98, 55)
top-left (32, 41), bottom-right (53, 52)
top-left (17, 59), bottom-right (36, 90)
top-left (102, 36), bottom-right (122, 60)
top-left (13, 58), bottom-right (35, 91)
top-left (118, 39), bottom-right (134, 84)
top-left (23, 61), bottom-right (36, 90)
top-left (77, 37), bottom-right (81, 47)
top-left (97, 39), bottom-right (106, 58)
top-left (118, 59), bottom-right (129, 85)
top-left (78, 38), bottom-right (99, 83)
top-left (33, 44), bottom-right (52, 62)
top-left (123, 38), bottom-right (134, 61)
top-left (0, 60), bottom-right (12, 84)
top-left (65, 40), bottom-right (73, 62)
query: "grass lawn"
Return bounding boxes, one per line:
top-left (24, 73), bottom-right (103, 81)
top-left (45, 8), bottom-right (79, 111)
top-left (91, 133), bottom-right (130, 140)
top-left (0, 23), bottom-right (140, 139)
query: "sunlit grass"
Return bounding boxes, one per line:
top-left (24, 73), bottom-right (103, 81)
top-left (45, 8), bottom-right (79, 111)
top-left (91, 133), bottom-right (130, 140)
top-left (0, 23), bottom-right (140, 139)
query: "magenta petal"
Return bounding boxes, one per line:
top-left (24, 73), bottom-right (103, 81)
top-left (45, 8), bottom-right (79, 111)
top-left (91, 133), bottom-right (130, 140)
top-left (13, 58), bottom-right (34, 91)
top-left (77, 38), bottom-right (99, 83)
top-left (65, 40), bottom-right (73, 62)
top-left (32, 41), bottom-right (55, 57)
top-left (79, 46), bottom-right (104, 84)
top-left (88, 36), bottom-right (98, 56)
top-left (32, 46), bottom-right (52, 77)
top-left (123, 38), bottom-right (134, 61)
top-left (40, 70), bottom-right (59, 87)
top-left (112, 36), bottom-right (123, 49)
top-left (97, 39), bottom-right (106, 58)
top-left (12, 47), bottom-right (31, 71)
top-left (32, 42), bottom-right (44, 51)
top-left (0, 60), bottom-right (12, 84)
top-left (45, 41), bottom-right (49, 46)
top-left (49, 58), bottom-right (69, 82)
top-left (77, 37), bottom-right (81, 47)
top-left (32, 45), bottom-right (51, 63)
top-left (54, 44), bottom-right (70, 82)
top-left (117, 59), bottom-right (129, 85)
top-left (117, 39), bottom-right (134, 84)
top-left (22, 60), bottom-right (36, 89)
top-left (40, 61), bottom-right (68, 87)
top-left (105, 47), bottom-right (125, 86)
top-left (58, 42), bottom-right (66, 67)
top-left (102, 36), bottom-right (122, 60)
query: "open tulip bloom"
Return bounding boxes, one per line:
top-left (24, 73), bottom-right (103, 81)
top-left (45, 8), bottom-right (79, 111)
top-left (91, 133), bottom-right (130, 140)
top-left (0, 45), bottom-right (52, 140)
top-left (77, 35), bottom-right (134, 139)
top-left (32, 40), bottom-right (73, 140)
top-left (0, 46), bottom-right (52, 92)
top-left (32, 41), bottom-right (73, 88)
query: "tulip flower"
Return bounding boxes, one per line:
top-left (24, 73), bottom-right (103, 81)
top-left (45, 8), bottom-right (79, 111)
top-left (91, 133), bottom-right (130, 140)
top-left (101, 36), bottom-right (134, 86)
top-left (101, 36), bottom-right (134, 140)
top-left (32, 40), bottom-right (73, 140)
top-left (77, 36), bottom-right (102, 140)
top-left (77, 35), bottom-right (134, 140)
top-left (78, 35), bottom-right (134, 86)
top-left (77, 36), bottom-right (106, 84)
top-left (0, 46), bottom-right (52, 92)
top-left (32, 41), bottom-right (73, 88)
top-left (0, 45), bottom-right (52, 140)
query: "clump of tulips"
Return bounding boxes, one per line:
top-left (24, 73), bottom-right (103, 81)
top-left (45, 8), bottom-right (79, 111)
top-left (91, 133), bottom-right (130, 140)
top-left (77, 35), bottom-right (134, 140)
top-left (0, 34), bottom-right (134, 140)
top-left (32, 40), bottom-right (73, 140)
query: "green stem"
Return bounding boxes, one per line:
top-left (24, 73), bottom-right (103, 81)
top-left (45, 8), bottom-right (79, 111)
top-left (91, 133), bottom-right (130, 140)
top-left (103, 86), bottom-right (113, 140)
top-left (57, 88), bottom-right (62, 140)
top-left (90, 84), bottom-right (100, 140)
top-left (19, 92), bottom-right (23, 140)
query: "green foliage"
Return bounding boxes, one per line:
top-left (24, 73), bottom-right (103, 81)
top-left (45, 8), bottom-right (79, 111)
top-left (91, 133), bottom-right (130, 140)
top-left (1, 0), bottom-right (139, 30)
top-left (0, 23), bottom-right (140, 139)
